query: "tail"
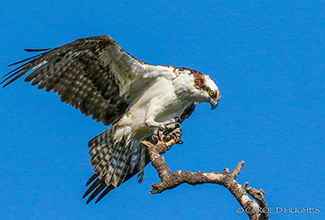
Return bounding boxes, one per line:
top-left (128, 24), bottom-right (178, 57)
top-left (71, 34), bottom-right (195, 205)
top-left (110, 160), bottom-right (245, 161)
top-left (83, 102), bottom-right (197, 204)
top-left (83, 126), bottom-right (148, 204)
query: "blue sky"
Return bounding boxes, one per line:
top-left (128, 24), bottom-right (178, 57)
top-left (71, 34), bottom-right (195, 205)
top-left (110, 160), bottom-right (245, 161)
top-left (0, 1), bottom-right (324, 220)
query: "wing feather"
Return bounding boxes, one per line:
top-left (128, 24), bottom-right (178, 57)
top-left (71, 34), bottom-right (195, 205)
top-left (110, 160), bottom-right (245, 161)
top-left (2, 35), bottom-right (167, 125)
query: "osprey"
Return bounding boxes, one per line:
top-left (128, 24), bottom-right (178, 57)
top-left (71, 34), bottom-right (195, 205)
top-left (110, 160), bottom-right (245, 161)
top-left (2, 35), bottom-right (221, 203)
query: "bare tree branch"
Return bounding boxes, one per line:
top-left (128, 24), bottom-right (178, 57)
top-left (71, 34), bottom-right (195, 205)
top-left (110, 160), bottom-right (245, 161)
top-left (142, 130), bottom-right (269, 220)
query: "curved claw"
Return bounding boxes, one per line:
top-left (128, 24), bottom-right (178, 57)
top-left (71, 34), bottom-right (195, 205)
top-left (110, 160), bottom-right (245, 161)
top-left (157, 129), bottom-right (164, 141)
top-left (176, 140), bottom-right (184, 144)
top-left (151, 134), bottom-right (159, 142)
top-left (164, 122), bottom-right (181, 132)
top-left (173, 116), bottom-right (181, 123)
top-left (171, 128), bottom-right (183, 136)
top-left (158, 125), bottom-right (166, 131)
top-left (175, 122), bottom-right (181, 128)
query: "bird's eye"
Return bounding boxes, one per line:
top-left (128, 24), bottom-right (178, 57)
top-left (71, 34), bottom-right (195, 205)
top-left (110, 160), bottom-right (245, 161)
top-left (209, 91), bottom-right (214, 97)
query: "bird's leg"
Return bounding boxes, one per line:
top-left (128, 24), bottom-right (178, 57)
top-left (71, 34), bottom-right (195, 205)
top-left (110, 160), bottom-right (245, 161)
top-left (159, 116), bottom-right (182, 131)
top-left (145, 116), bottom-right (181, 131)
top-left (144, 96), bottom-right (182, 129)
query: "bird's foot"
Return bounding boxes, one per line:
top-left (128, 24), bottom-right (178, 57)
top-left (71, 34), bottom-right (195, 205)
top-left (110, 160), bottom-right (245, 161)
top-left (152, 124), bottom-right (183, 145)
top-left (146, 126), bottom-right (183, 153)
top-left (158, 117), bottom-right (181, 131)
top-left (164, 127), bottom-right (183, 145)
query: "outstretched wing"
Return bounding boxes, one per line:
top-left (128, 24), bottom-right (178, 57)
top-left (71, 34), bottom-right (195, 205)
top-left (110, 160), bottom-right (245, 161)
top-left (83, 102), bottom-right (197, 204)
top-left (1, 35), bottom-right (168, 125)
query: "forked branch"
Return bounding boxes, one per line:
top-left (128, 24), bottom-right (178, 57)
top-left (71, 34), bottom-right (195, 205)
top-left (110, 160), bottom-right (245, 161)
top-left (141, 130), bottom-right (269, 220)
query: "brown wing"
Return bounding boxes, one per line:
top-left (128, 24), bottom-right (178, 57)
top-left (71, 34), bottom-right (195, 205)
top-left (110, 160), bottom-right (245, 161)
top-left (1, 35), bottom-right (154, 125)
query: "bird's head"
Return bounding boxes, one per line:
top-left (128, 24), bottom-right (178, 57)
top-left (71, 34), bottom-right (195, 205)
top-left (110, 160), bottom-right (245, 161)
top-left (191, 72), bottom-right (221, 110)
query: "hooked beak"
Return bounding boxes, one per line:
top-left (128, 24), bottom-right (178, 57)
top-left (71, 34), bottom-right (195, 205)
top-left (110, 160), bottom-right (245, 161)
top-left (209, 97), bottom-right (218, 110)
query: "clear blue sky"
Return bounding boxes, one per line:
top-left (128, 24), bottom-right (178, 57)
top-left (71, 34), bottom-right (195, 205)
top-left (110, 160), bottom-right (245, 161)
top-left (0, 1), bottom-right (324, 220)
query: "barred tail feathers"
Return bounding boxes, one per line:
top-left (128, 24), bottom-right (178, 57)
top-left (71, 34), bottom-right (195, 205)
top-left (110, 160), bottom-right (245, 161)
top-left (84, 146), bottom-right (150, 204)
top-left (87, 127), bottom-right (146, 189)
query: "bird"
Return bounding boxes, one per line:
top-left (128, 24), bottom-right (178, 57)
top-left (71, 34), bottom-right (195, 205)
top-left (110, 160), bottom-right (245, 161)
top-left (1, 35), bottom-right (221, 204)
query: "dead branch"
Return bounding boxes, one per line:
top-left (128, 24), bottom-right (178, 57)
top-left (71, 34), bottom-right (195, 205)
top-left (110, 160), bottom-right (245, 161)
top-left (141, 130), bottom-right (269, 220)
